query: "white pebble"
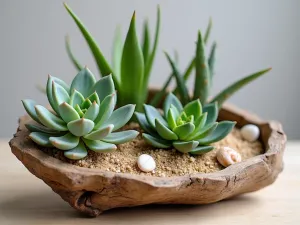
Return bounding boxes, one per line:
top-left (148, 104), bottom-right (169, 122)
top-left (241, 124), bottom-right (260, 142)
top-left (137, 154), bottom-right (156, 173)
top-left (217, 147), bottom-right (242, 167)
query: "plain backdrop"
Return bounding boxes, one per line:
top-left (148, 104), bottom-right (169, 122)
top-left (0, 0), bottom-right (299, 138)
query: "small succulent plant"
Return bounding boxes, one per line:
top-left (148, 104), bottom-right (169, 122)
top-left (63, 3), bottom-right (160, 111)
top-left (22, 68), bottom-right (138, 160)
top-left (135, 93), bottom-right (236, 154)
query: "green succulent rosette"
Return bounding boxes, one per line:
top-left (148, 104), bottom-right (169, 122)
top-left (22, 68), bottom-right (138, 160)
top-left (135, 93), bottom-right (236, 154)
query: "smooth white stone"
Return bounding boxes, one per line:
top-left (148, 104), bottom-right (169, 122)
top-left (216, 147), bottom-right (242, 167)
top-left (241, 124), bottom-right (260, 142)
top-left (137, 154), bottom-right (156, 172)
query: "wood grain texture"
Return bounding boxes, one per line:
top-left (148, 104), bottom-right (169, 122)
top-left (8, 102), bottom-right (287, 217)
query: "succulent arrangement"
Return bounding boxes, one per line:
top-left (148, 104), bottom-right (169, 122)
top-left (135, 93), bottom-right (236, 154)
top-left (64, 3), bottom-right (160, 111)
top-left (22, 67), bottom-right (138, 160)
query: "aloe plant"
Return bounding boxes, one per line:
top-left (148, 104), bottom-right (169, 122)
top-left (22, 67), bottom-right (138, 160)
top-left (152, 19), bottom-right (271, 108)
top-left (135, 93), bottom-right (235, 154)
top-left (63, 3), bottom-right (160, 111)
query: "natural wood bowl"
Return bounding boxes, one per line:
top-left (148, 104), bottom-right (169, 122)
top-left (9, 91), bottom-right (286, 217)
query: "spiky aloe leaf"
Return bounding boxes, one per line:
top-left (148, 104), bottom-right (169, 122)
top-left (29, 132), bottom-right (53, 147)
top-left (142, 20), bottom-right (150, 64)
top-left (65, 35), bottom-right (83, 71)
top-left (189, 146), bottom-right (214, 155)
top-left (67, 118), bottom-right (94, 136)
top-left (64, 3), bottom-right (112, 77)
top-left (183, 58), bottom-right (195, 81)
top-left (163, 93), bottom-right (183, 117)
top-left (25, 123), bottom-right (62, 134)
top-left (134, 112), bottom-right (156, 135)
top-left (112, 25), bottom-right (123, 84)
top-left (120, 12), bottom-right (144, 111)
top-left (64, 140), bottom-right (87, 160)
top-left (142, 133), bottom-right (171, 148)
top-left (102, 130), bottom-right (139, 144)
top-left (35, 105), bottom-right (67, 131)
top-left (83, 101), bottom-right (99, 121)
top-left (84, 124), bottom-right (114, 140)
top-left (70, 68), bottom-right (96, 97)
top-left (22, 99), bottom-right (41, 124)
top-left (208, 42), bottom-right (217, 80)
top-left (58, 102), bottom-right (80, 123)
top-left (103, 104), bottom-right (135, 131)
top-left (166, 108), bottom-right (177, 130)
top-left (92, 75), bottom-right (115, 102)
top-left (202, 102), bottom-right (218, 126)
top-left (188, 122), bottom-right (218, 141)
top-left (49, 133), bottom-right (79, 150)
top-left (143, 6), bottom-right (161, 89)
top-left (198, 121), bottom-right (236, 144)
top-left (70, 90), bottom-right (85, 107)
top-left (173, 140), bottom-right (199, 153)
top-left (183, 99), bottom-right (202, 119)
top-left (144, 104), bottom-right (167, 129)
top-left (83, 139), bottom-right (117, 153)
top-left (210, 68), bottom-right (271, 108)
top-left (94, 94), bottom-right (116, 129)
top-left (193, 31), bottom-right (210, 103)
top-left (155, 119), bottom-right (178, 141)
top-left (203, 17), bottom-right (212, 44)
top-left (173, 123), bottom-right (195, 140)
top-left (87, 92), bottom-right (100, 105)
top-left (165, 52), bottom-right (190, 105)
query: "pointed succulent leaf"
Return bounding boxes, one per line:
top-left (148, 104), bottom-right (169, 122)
top-left (83, 101), bottom-right (100, 121)
top-left (52, 82), bottom-right (70, 110)
top-left (22, 99), bottom-right (41, 124)
top-left (142, 133), bottom-right (171, 149)
top-left (64, 3), bottom-right (112, 76)
top-left (173, 122), bottom-right (195, 140)
top-left (188, 122), bottom-right (218, 141)
top-left (81, 98), bottom-right (92, 109)
top-left (134, 112), bottom-right (156, 135)
top-left (70, 89), bottom-right (85, 107)
top-left (35, 105), bottom-right (67, 131)
top-left (210, 68), bottom-right (271, 108)
top-left (155, 119), bottom-right (178, 141)
top-left (87, 92), bottom-right (100, 105)
top-left (112, 25), bottom-right (123, 84)
top-left (74, 104), bottom-right (84, 117)
top-left (92, 75), bottom-right (115, 102)
top-left (203, 17), bottom-right (212, 44)
top-left (94, 93), bottom-right (116, 129)
top-left (183, 99), bottom-right (202, 119)
top-left (67, 118), bottom-right (94, 136)
top-left (49, 132), bottom-right (80, 150)
top-left (102, 130), bottom-right (139, 144)
top-left (83, 139), bottom-right (117, 153)
top-left (144, 104), bottom-right (167, 129)
top-left (163, 93), bottom-right (183, 117)
top-left (203, 102), bottom-right (218, 126)
top-left (58, 102), bottom-right (80, 123)
top-left (173, 140), bottom-right (199, 153)
top-left (194, 30), bottom-right (210, 104)
top-left (191, 112), bottom-right (207, 135)
top-left (103, 104), bottom-right (135, 131)
top-left (84, 124), bottom-right (114, 140)
top-left (198, 121), bottom-right (236, 145)
top-left (25, 123), bottom-right (62, 134)
top-left (208, 42), bottom-right (217, 80)
top-left (189, 146), bottom-right (214, 155)
top-left (70, 67), bottom-right (96, 97)
top-left (167, 108), bottom-right (177, 130)
top-left (142, 20), bottom-right (150, 64)
top-left (65, 35), bottom-right (83, 71)
top-left (29, 132), bottom-right (53, 147)
top-left (64, 140), bottom-right (87, 160)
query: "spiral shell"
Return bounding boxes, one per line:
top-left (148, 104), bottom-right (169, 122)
top-left (216, 147), bottom-right (242, 167)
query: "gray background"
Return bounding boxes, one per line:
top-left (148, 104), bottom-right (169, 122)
top-left (0, 0), bottom-right (299, 138)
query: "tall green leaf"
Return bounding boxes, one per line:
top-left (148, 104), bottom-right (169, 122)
top-left (65, 35), bottom-right (83, 71)
top-left (208, 41), bottom-right (217, 81)
top-left (112, 26), bottom-right (123, 85)
top-left (210, 68), bottom-right (272, 108)
top-left (64, 3), bottom-right (112, 77)
top-left (120, 12), bottom-right (144, 111)
top-left (149, 73), bottom-right (173, 107)
top-left (142, 20), bottom-right (150, 64)
top-left (204, 17), bottom-right (212, 44)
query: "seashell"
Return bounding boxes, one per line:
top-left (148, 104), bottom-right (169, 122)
top-left (217, 147), bottom-right (242, 167)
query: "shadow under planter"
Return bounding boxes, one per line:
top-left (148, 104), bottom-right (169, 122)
top-left (9, 101), bottom-right (286, 217)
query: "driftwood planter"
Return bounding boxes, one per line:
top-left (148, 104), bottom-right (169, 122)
top-left (9, 91), bottom-right (286, 217)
